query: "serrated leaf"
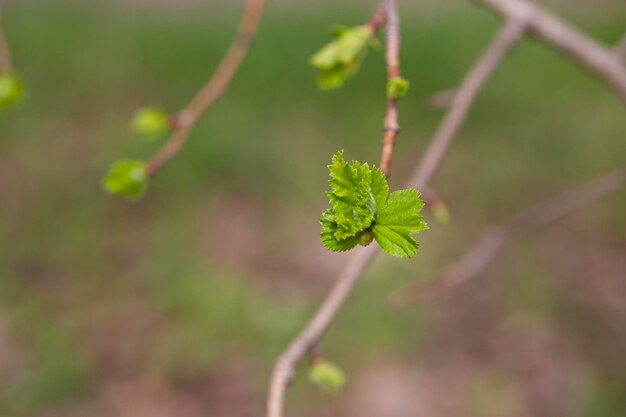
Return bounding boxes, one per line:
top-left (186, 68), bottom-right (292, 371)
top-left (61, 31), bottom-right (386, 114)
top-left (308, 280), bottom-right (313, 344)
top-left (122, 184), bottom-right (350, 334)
top-left (310, 26), bottom-right (373, 90)
top-left (0, 72), bottom-right (26, 112)
top-left (131, 107), bottom-right (170, 138)
top-left (386, 76), bottom-right (410, 99)
top-left (308, 360), bottom-right (346, 395)
top-left (102, 159), bottom-right (149, 200)
top-left (321, 151), bottom-right (388, 251)
top-left (372, 189), bottom-right (428, 258)
top-left (320, 210), bottom-right (362, 252)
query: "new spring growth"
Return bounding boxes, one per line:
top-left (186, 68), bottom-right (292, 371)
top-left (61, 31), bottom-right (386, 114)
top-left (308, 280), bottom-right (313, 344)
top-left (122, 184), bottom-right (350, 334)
top-left (102, 160), bottom-right (149, 200)
top-left (387, 76), bottom-right (410, 99)
top-left (131, 107), bottom-right (171, 139)
top-left (308, 359), bottom-right (346, 395)
top-left (320, 151), bottom-right (428, 258)
top-left (310, 25), bottom-right (375, 90)
top-left (0, 72), bottom-right (25, 112)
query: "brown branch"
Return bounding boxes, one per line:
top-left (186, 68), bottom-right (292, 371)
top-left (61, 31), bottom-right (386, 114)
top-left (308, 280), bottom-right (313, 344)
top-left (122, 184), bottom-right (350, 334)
top-left (476, 0), bottom-right (626, 105)
top-left (379, 0), bottom-right (401, 176)
top-left (265, 19), bottom-right (525, 417)
top-left (389, 167), bottom-right (626, 306)
top-left (0, 1), bottom-right (13, 72)
top-left (145, 0), bottom-right (267, 176)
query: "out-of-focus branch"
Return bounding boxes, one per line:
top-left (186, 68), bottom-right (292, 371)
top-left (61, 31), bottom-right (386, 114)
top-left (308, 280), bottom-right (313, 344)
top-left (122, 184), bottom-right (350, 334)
top-left (406, 18), bottom-right (526, 189)
top-left (476, 0), bottom-right (626, 105)
top-left (427, 89), bottom-right (456, 110)
top-left (146, 0), bottom-right (267, 176)
top-left (389, 167), bottom-right (626, 306)
top-left (265, 19), bottom-right (525, 417)
top-left (379, 0), bottom-right (401, 176)
top-left (0, 1), bottom-right (12, 71)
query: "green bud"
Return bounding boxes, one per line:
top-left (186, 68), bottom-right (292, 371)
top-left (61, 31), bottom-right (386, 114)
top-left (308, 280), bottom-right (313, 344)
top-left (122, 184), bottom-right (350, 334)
top-left (0, 72), bottom-right (26, 112)
top-left (131, 107), bottom-right (170, 138)
top-left (102, 159), bottom-right (149, 200)
top-left (308, 360), bottom-right (346, 395)
top-left (310, 26), bottom-right (373, 90)
top-left (386, 76), bottom-right (410, 99)
top-left (359, 229), bottom-right (373, 246)
top-left (432, 201), bottom-right (450, 226)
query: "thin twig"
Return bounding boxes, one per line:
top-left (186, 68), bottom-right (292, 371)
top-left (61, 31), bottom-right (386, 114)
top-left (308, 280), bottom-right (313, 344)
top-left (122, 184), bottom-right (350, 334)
top-left (389, 167), bottom-right (626, 306)
top-left (265, 19), bottom-right (525, 417)
top-left (0, 1), bottom-right (13, 72)
top-left (146, 0), bottom-right (267, 176)
top-left (477, 0), bottom-right (626, 105)
top-left (379, 0), bottom-right (401, 176)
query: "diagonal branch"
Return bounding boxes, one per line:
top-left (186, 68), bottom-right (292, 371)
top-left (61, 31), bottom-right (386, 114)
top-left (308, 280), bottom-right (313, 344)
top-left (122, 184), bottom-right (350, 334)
top-left (0, 1), bottom-right (13, 72)
top-left (476, 0), bottom-right (626, 105)
top-left (389, 167), bottom-right (626, 306)
top-left (146, 0), bottom-right (267, 176)
top-left (379, 0), bottom-right (402, 176)
top-left (265, 19), bottom-right (526, 417)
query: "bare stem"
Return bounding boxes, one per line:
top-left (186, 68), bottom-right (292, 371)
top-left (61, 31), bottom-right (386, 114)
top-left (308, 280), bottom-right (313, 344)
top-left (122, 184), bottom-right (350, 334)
top-left (265, 19), bottom-right (525, 417)
top-left (389, 167), bottom-right (626, 306)
top-left (379, 0), bottom-right (401, 176)
top-left (146, 0), bottom-right (267, 176)
top-left (0, 1), bottom-right (13, 72)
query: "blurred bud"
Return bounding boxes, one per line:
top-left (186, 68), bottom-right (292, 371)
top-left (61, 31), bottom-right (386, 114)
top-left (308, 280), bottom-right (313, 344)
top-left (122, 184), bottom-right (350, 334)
top-left (0, 72), bottom-right (26, 112)
top-left (431, 200), bottom-right (450, 226)
top-left (131, 107), bottom-right (170, 138)
top-left (386, 76), bottom-right (410, 99)
top-left (310, 26), bottom-right (373, 90)
top-left (308, 359), bottom-right (346, 395)
top-left (102, 159), bottom-right (149, 200)
top-left (359, 229), bottom-right (373, 246)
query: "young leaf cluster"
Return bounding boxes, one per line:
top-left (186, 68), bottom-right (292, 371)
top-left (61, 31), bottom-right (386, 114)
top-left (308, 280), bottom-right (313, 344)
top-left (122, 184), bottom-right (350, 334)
top-left (386, 76), bottom-right (410, 99)
top-left (310, 26), bottom-right (374, 90)
top-left (102, 106), bottom-right (172, 199)
top-left (131, 107), bottom-right (170, 139)
top-left (308, 360), bottom-right (346, 395)
top-left (102, 159), bottom-right (149, 200)
top-left (0, 72), bottom-right (26, 112)
top-left (321, 151), bottom-right (427, 258)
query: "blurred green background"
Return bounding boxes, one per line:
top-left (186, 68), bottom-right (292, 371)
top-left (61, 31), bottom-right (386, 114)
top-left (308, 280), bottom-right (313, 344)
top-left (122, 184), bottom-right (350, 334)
top-left (1, 0), bottom-right (625, 416)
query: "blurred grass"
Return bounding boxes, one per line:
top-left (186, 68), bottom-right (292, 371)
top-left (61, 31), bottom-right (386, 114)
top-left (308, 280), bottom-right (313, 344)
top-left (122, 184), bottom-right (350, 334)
top-left (0, 1), bottom-right (625, 415)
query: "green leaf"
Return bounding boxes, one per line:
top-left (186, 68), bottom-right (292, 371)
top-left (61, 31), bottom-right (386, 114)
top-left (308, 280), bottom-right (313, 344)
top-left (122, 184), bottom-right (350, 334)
top-left (320, 210), bottom-right (362, 252)
top-left (102, 159), bottom-right (149, 200)
top-left (372, 189), bottom-right (428, 258)
top-left (310, 26), bottom-right (373, 90)
top-left (320, 151), bottom-right (427, 257)
top-left (386, 76), bottom-right (410, 99)
top-left (321, 151), bottom-right (389, 252)
top-left (131, 107), bottom-right (170, 138)
top-left (308, 360), bottom-right (346, 395)
top-left (0, 72), bottom-right (26, 112)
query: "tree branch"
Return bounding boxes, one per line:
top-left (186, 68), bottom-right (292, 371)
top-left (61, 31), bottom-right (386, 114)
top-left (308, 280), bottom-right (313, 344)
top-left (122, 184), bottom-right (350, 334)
top-left (379, 0), bottom-right (402, 176)
top-left (476, 0), bottom-right (626, 105)
top-left (0, 1), bottom-right (13, 72)
top-left (389, 167), bottom-right (626, 306)
top-left (265, 19), bottom-right (525, 417)
top-left (145, 0), bottom-right (267, 176)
